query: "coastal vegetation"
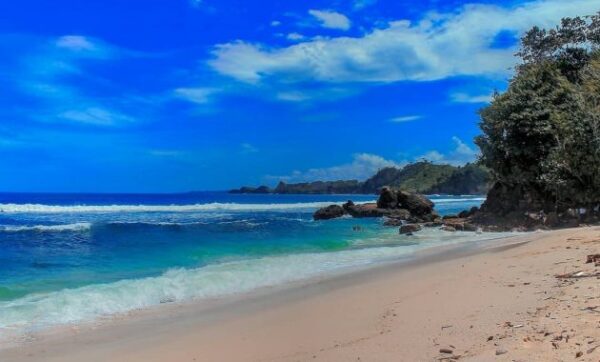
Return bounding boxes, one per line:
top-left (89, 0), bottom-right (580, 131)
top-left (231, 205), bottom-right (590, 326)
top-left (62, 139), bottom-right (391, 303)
top-left (231, 161), bottom-right (491, 195)
top-left (476, 12), bottom-right (600, 223)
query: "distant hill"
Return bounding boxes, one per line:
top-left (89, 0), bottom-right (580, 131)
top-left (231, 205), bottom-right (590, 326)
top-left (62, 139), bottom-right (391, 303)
top-left (230, 162), bottom-right (492, 195)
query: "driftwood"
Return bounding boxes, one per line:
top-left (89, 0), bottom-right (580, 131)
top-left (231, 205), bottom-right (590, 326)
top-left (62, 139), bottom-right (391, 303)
top-left (555, 271), bottom-right (600, 279)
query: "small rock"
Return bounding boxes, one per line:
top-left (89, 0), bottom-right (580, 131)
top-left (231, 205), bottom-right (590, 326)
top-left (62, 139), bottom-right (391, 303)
top-left (383, 218), bottom-right (403, 227)
top-left (439, 348), bottom-right (453, 354)
top-left (313, 205), bottom-right (346, 220)
top-left (400, 224), bottom-right (422, 234)
top-left (495, 348), bottom-right (508, 355)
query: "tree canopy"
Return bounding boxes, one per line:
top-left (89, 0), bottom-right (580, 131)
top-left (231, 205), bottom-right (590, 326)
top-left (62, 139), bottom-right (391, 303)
top-left (476, 12), bottom-right (600, 214)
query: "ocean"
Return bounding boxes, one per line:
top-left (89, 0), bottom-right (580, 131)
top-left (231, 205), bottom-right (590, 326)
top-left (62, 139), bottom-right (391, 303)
top-left (0, 192), bottom-right (499, 338)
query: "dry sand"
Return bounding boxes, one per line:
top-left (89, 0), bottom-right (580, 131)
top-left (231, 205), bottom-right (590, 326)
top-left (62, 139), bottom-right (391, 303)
top-left (1, 227), bottom-right (599, 362)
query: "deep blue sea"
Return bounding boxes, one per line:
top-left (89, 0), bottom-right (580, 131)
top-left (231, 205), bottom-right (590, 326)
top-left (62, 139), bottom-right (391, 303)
top-left (0, 192), bottom-right (498, 337)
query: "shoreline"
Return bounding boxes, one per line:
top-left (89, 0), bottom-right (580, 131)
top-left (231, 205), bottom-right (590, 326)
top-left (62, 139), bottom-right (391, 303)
top-left (1, 227), bottom-right (598, 361)
top-left (0, 231), bottom-right (523, 346)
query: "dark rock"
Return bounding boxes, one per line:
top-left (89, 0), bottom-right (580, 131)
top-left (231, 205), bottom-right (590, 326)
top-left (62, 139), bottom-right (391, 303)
top-left (344, 203), bottom-right (387, 218)
top-left (424, 221), bottom-right (443, 227)
top-left (458, 210), bottom-right (470, 218)
top-left (383, 218), bottom-right (403, 227)
top-left (313, 205), bottom-right (346, 220)
top-left (463, 222), bottom-right (478, 232)
top-left (397, 190), bottom-right (434, 216)
top-left (443, 214), bottom-right (458, 220)
top-left (377, 186), bottom-right (398, 209)
top-left (420, 212), bottom-right (440, 222)
top-left (386, 208), bottom-right (411, 220)
top-left (544, 211), bottom-right (560, 227)
top-left (563, 218), bottom-right (580, 228)
top-left (400, 224), bottom-right (422, 234)
top-left (442, 225), bottom-right (456, 232)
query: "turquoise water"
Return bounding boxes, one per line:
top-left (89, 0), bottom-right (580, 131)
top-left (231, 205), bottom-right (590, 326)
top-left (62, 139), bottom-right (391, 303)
top-left (0, 192), bottom-right (494, 335)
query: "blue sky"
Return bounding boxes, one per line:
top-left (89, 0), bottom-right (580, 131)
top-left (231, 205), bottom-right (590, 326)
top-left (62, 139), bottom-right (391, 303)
top-left (0, 0), bottom-right (598, 192)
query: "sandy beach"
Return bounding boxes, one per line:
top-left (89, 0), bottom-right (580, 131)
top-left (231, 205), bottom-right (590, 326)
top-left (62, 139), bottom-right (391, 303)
top-left (1, 226), bottom-right (599, 362)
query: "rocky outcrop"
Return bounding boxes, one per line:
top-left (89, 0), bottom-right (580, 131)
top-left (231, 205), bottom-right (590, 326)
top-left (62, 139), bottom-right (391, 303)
top-left (274, 180), bottom-right (362, 194)
top-left (313, 189), bottom-right (439, 234)
top-left (230, 162), bottom-right (491, 195)
top-left (377, 187), bottom-right (434, 217)
top-left (230, 185), bottom-right (272, 194)
top-left (450, 181), bottom-right (596, 231)
top-left (313, 205), bottom-right (346, 220)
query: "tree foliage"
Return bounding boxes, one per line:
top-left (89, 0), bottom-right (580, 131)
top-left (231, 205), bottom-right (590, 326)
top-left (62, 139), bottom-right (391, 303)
top-left (476, 12), bottom-right (600, 213)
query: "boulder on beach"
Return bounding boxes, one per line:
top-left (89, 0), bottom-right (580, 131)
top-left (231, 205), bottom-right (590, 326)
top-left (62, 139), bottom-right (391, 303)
top-left (313, 205), bottom-right (346, 220)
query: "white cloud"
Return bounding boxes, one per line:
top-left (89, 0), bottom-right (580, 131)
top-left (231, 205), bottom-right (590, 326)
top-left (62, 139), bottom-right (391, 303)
top-left (353, 0), bottom-right (377, 10)
top-left (389, 115), bottom-right (421, 123)
top-left (451, 92), bottom-right (493, 103)
top-left (210, 0), bottom-right (600, 84)
top-left (267, 138), bottom-right (479, 183)
top-left (286, 32), bottom-right (306, 41)
top-left (8, 35), bottom-right (147, 127)
top-left (174, 87), bottom-right (217, 104)
top-left (271, 20), bottom-right (282, 27)
top-left (56, 36), bottom-right (96, 51)
top-left (267, 153), bottom-right (403, 182)
top-left (276, 91), bottom-right (310, 102)
top-left (241, 143), bottom-right (259, 154)
top-left (58, 107), bottom-right (135, 126)
top-left (415, 137), bottom-right (479, 165)
top-left (150, 149), bottom-right (186, 158)
top-left (308, 9), bottom-right (351, 31)
top-left (53, 35), bottom-right (116, 60)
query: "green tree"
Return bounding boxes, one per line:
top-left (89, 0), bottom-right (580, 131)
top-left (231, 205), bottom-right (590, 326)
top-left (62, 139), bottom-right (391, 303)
top-left (476, 13), bottom-right (600, 215)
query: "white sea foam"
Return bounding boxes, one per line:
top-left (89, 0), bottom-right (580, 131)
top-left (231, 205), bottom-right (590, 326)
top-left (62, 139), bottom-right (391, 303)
top-left (0, 229), bottom-right (509, 333)
top-left (431, 197), bottom-right (486, 203)
top-left (0, 223), bottom-right (92, 232)
top-left (0, 201), bottom-right (374, 214)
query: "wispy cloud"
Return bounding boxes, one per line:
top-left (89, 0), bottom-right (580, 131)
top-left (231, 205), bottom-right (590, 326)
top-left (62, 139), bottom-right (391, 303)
top-left (189, 0), bottom-right (203, 8)
top-left (353, 0), bottom-right (377, 10)
top-left (210, 0), bottom-right (599, 85)
top-left (286, 32), bottom-right (305, 41)
top-left (266, 153), bottom-right (403, 182)
top-left (174, 87), bottom-right (218, 104)
top-left (451, 92), bottom-right (493, 104)
top-left (3, 35), bottom-right (154, 127)
top-left (58, 107), bottom-right (136, 126)
top-left (149, 149), bottom-right (187, 158)
top-left (271, 137), bottom-right (479, 183)
top-left (415, 137), bottom-right (479, 166)
top-left (389, 115), bottom-right (421, 123)
top-left (241, 143), bottom-right (259, 154)
top-left (308, 9), bottom-right (351, 31)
